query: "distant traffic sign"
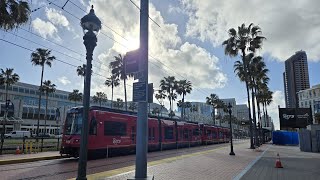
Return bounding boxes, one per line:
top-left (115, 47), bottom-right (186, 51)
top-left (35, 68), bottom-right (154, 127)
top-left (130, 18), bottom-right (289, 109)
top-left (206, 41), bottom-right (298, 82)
top-left (133, 81), bottom-right (147, 102)
top-left (124, 49), bottom-right (140, 75)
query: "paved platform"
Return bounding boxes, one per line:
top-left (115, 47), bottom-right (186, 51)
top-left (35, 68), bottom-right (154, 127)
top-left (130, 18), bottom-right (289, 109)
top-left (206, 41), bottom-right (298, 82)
top-left (80, 141), bottom-right (267, 180)
top-left (0, 151), bottom-right (61, 165)
top-left (240, 145), bottom-right (320, 180)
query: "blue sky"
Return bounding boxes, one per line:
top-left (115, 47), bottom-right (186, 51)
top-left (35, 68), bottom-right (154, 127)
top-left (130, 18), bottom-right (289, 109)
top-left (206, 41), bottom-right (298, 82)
top-left (1, 0), bottom-right (320, 130)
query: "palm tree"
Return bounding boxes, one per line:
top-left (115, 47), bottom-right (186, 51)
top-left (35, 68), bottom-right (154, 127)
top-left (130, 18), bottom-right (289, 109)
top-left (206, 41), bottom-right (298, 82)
top-left (76, 64), bottom-right (86, 77)
top-left (92, 92), bottom-right (107, 107)
top-left (176, 80), bottom-right (192, 119)
top-left (155, 90), bottom-right (166, 117)
top-left (31, 48), bottom-right (55, 137)
top-left (68, 89), bottom-right (83, 106)
top-left (109, 54), bottom-right (131, 111)
top-left (0, 0), bottom-right (30, 31)
top-left (216, 99), bottom-right (227, 126)
top-left (105, 75), bottom-right (120, 108)
top-left (128, 102), bottom-right (137, 112)
top-left (39, 80), bottom-right (56, 152)
top-left (113, 98), bottom-right (124, 109)
top-left (206, 93), bottom-right (221, 125)
top-left (160, 76), bottom-right (178, 112)
top-left (0, 68), bottom-right (19, 155)
top-left (222, 23), bottom-right (265, 148)
top-left (314, 113), bottom-right (320, 124)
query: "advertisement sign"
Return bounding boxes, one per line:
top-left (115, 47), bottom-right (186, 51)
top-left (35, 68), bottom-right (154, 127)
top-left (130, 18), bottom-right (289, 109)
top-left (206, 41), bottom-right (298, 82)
top-left (279, 108), bottom-right (312, 129)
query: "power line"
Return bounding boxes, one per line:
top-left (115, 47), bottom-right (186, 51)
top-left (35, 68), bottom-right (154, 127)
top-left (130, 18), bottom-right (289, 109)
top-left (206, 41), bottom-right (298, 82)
top-left (36, 1), bottom-right (211, 96)
top-left (128, 0), bottom-right (161, 28)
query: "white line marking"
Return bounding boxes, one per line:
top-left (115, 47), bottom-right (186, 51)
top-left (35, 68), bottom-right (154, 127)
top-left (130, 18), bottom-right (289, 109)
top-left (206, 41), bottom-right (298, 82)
top-left (233, 145), bottom-right (271, 180)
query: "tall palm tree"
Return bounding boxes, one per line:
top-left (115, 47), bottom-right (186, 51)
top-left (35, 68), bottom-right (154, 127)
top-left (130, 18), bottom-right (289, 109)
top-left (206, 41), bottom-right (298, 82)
top-left (0, 0), bottom-right (30, 31)
top-left (206, 93), bottom-right (221, 125)
top-left (222, 23), bottom-right (265, 149)
top-left (92, 92), bottom-right (107, 107)
top-left (76, 64), bottom-right (86, 77)
top-left (109, 54), bottom-right (131, 111)
top-left (0, 68), bottom-right (19, 155)
top-left (68, 89), bottom-right (83, 106)
top-left (39, 80), bottom-right (56, 152)
top-left (160, 76), bottom-right (178, 112)
top-left (31, 48), bottom-right (55, 137)
top-left (176, 80), bottom-right (192, 119)
top-left (216, 99), bottom-right (227, 126)
top-left (105, 75), bottom-right (120, 108)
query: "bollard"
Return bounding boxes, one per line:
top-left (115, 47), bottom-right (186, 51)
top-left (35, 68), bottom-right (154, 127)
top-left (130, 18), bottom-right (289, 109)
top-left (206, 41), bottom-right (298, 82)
top-left (30, 141), bottom-right (33, 153)
top-left (25, 141), bottom-right (28, 154)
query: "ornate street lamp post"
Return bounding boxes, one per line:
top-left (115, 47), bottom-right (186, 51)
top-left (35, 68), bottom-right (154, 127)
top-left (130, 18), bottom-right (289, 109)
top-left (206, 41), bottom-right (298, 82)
top-left (77, 5), bottom-right (101, 180)
top-left (227, 103), bottom-right (235, 156)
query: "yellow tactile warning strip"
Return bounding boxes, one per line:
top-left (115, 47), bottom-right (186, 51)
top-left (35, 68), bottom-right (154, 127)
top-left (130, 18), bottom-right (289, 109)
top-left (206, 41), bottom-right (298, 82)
top-left (68, 145), bottom-right (230, 180)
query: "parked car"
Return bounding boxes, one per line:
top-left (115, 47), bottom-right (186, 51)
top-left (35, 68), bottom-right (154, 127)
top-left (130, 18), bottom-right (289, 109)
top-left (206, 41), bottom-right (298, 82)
top-left (55, 134), bottom-right (63, 138)
top-left (4, 131), bottom-right (31, 138)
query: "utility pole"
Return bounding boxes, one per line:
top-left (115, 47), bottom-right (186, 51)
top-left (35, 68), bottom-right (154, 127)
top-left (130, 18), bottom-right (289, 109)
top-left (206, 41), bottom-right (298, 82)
top-left (131, 0), bottom-right (152, 179)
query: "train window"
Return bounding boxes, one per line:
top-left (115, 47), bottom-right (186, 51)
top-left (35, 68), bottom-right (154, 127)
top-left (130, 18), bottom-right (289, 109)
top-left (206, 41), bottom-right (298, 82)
top-left (164, 127), bottom-right (174, 140)
top-left (180, 129), bottom-right (183, 139)
top-left (89, 117), bottom-right (97, 135)
top-left (152, 127), bottom-right (155, 140)
top-left (148, 128), bottom-right (151, 140)
top-left (104, 121), bottom-right (127, 136)
top-left (193, 128), bottom-right (199, 136)
top-left (183, 129), bottom-right (189, 139)
top-left (206, 130), bottom-right (211, 136)
top-left (131, 126), bottom-right (135, 142)
top-left (212, 131), bottom-right (217, 138)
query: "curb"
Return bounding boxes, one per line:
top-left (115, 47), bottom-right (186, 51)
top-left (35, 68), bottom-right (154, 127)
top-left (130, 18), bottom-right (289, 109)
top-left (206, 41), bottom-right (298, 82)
top-left (0, 155), bottom-right (63, 165)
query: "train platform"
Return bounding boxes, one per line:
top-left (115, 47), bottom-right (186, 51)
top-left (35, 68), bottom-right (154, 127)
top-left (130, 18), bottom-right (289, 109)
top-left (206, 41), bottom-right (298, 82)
top-left (79, 142), bottom-right (320, 180)
top-left (0, 151), bottom-right (61, 165)
top-left (77, 140), bottom-right (267, 180)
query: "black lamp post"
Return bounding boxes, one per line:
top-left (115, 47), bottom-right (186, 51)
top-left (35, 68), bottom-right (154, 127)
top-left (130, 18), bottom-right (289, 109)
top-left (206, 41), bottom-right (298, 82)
top-left (227, 103), bottom-right (235, 156)
top-left (77, 5), bottom-right (101, 180)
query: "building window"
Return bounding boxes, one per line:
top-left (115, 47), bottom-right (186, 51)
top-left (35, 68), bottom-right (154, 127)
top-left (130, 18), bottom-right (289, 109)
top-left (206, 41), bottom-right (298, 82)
top-left (13, 86), bottom-right (18, 92)
top-left (18, 87), bottom-right (24, 93)
top-left (104, 121), bottom-right (127, 136)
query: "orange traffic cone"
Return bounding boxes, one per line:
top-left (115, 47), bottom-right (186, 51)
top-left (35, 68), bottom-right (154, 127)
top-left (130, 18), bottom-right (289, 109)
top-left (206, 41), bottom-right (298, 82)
top-left (275, 153), bottom-right (283, 168)
top-left (15, 146), bottom-right (21, 155)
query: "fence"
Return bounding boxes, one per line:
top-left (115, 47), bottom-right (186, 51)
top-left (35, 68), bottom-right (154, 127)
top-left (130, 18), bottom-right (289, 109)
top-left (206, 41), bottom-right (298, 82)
top-left (272, 131), bottom-right (299, 145)
top-left (1, 137), bottom-right (61, 154)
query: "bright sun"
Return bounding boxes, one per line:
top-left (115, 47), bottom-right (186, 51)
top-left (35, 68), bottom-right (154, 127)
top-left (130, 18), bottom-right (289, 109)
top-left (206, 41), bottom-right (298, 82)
top-left (124, 37), bottom-right (139, 52)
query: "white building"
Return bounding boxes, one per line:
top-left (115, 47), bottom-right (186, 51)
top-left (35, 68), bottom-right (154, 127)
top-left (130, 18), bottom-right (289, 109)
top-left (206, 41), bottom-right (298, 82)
top-left (298, 84), bottom-right (320, 124)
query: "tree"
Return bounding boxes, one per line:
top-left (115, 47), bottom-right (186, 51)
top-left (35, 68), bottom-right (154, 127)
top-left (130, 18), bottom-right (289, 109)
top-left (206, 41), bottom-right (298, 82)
top-left (155, 90), bottom-right (166, 117)
top-left (92, 92), bottom-right (107, 107)
top-left (315, 113), bottom-right (320, 124)
top-left (68, 89), bottom-right (83, 106)
top-left (113, 98), bottom-right (124, 109)
top-left (222, 23), bottom-right (265, 148)
top-left (31, 48), bottom-right (55, 137)
top-left (176, 80), bottom-right (192, 119)
top-left (129, 102), bottom-right (137, 112)
top-left (0, 0), bottom-right (30, 31)
top-left (109, 54), bottom-right (132, 111)
top-left (0, 68), bottom-right (19, 155)
top-left (105, 75), bottom-right (120, 108)
top-left (206, 93), bottom-right (221, 125)
top-left (160, 76), bottom-right (178, 112)
top-left (39, 80), bottom-right (56, 152)
top-left (151, 107), bottom-right (160, 116)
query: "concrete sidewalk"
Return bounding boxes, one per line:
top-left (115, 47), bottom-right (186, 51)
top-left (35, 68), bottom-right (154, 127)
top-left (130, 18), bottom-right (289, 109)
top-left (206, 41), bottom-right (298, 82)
top-left (0, 151), bottom-right (62, 165)
top-left (240, 145), bottom-right (320, 180)
top-left (79, 141), bottom-right (267, 180)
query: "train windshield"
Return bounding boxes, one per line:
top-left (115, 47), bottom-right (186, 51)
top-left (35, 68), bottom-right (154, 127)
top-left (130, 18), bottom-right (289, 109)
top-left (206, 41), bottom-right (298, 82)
top-left (65, 112), bottom-right (83, 135)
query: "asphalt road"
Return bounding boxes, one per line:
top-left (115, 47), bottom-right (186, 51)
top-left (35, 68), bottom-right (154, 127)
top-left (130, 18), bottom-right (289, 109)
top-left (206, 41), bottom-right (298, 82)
top-left (0, 141), bottom-right (246, 180)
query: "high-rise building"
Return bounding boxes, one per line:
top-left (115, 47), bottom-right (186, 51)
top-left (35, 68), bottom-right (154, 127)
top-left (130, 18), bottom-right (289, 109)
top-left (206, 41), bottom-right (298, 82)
top-left (283, 50), bottom-right (310, 108)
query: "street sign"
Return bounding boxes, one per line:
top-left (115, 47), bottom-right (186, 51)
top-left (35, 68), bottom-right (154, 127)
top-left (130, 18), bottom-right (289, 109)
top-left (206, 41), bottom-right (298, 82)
top-left (124, 49), bottom-right (140, 75)
top-left (133, 81), bottom-right (147, 102)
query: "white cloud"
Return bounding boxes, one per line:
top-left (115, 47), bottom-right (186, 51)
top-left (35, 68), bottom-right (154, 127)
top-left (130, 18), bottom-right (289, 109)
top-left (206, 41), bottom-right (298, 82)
top-left (181, 0), bottom-right (320, 61)
top-left (267, 90), bottom-right (285, 130)
top-left (31, 18), bottom-right (61, 41)
top-left (45, 8), bottom-right (69, 27)
top-left (90, 0), bottom-right (227, 92)
top-left (58, 76), bottom-right (71, 85)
